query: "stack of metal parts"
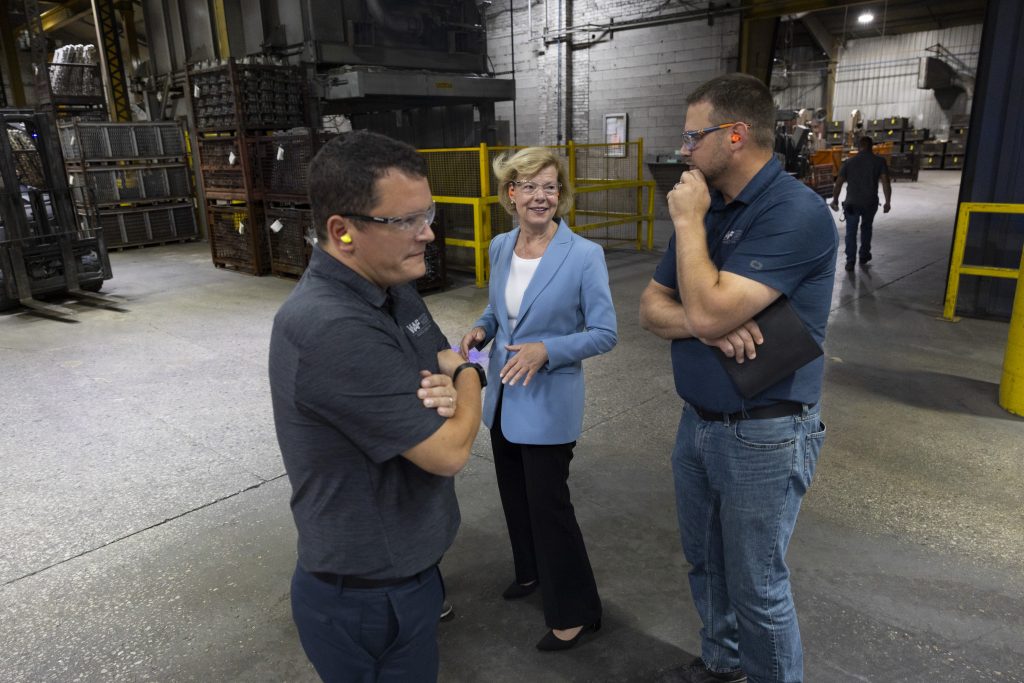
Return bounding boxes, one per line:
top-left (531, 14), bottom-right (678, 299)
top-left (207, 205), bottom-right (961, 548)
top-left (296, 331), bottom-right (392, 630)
top-left (255, 128), bottom-right (446, 290)
top-left (59, 121), bottom-right (199, 249)
top-left (0, 110), bottom-right (119, 320)
top-left (824, 119), bottom-right (845, 146)
top-left (943, 113), bottom-right (970, 170)
top-left (258, 129), bottom-right (330, 278)
top-left (35, 44), bottom-right (107, 121)
top-left (187, 58), bottom-right (307, 275)
top-left (865, 116), bottom-right (921, 181)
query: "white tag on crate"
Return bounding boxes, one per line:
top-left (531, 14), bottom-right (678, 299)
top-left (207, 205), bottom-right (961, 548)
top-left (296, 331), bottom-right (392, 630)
top-left (70, 135), bottom-right (76, 147)
top-left (270, 219), bottom-right (284, 233)
top-left (228, 150), bottom-right (237, 165)
top-left (68, 174), bottom-right (75, 185)
top-left (194, 84), bottom-right (200, 98)
top-left (238, 221), bottom-right (246, 235)
top-left (277, 145), bottom-right (285, 161)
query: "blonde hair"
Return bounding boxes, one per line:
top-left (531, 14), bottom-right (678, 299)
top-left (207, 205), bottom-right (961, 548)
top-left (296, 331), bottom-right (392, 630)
top-left (492, 147), bottom-right (574, 217)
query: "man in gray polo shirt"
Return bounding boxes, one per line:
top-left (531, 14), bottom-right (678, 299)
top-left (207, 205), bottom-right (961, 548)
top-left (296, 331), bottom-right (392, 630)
top-left (269, 131), bottom-right (484, 682)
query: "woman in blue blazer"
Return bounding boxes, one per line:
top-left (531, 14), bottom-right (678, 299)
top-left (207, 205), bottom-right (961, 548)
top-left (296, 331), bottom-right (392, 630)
top-left (459, 147), bottom-right (617, 651)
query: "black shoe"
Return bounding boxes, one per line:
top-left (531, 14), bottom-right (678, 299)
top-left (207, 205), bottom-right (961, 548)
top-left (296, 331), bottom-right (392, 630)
top-left (535, 620), bottom-right (601, 651)
top-left (501, 580), bottom-right (538, 600)
top-left (860, 255), bottom-right (872, 265)
top-left (676, 656), bottom-right (747, 682)
top-left (439, 600), bottom-right (454, 622)
top-left (844, 261), bottom-right (855, 272)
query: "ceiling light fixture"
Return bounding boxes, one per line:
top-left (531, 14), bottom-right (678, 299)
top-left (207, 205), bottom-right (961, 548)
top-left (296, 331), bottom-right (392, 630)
top-left (858, 11), bottom-right (874, 24)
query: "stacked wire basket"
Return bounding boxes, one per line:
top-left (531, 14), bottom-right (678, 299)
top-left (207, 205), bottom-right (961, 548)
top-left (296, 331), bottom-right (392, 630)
top-left (37, 44), bottom-right (107, 121)
top-left (254, 130), bottom-right (446, 289)
top-left (187, 57), bottom-right (307, 275)
top-left (256, 130), bottom-right (328, 277)
top-left (60, 121), bottom-right (198, 249)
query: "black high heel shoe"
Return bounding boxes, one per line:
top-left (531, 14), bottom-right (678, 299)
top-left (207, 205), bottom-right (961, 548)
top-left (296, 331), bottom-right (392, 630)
top-left (535, 620), bottom-right (601, 651)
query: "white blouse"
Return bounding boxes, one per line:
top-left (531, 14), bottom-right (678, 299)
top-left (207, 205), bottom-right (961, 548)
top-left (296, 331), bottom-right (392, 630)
top-left (505, 252), bottom-right (541, 329)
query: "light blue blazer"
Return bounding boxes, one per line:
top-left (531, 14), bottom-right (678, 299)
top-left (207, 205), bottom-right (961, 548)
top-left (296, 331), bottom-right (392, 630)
top-left (473, 220), bottom-right (617, 445)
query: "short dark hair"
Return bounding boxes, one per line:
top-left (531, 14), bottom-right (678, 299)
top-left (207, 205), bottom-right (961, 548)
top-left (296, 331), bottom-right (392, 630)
top-left (686, 73), bottom-right (776, 149)
top-left (858, 136), bottom-right (875, 151)
top-left (308, 130), bottom-right (429, 241)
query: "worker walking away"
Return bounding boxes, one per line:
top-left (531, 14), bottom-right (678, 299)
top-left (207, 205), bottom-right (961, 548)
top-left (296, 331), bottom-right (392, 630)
top-left (830, 135), bottom-right (892, 272)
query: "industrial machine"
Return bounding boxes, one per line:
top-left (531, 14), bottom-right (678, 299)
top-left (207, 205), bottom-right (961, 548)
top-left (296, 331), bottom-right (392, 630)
top-left (0, 110), bottom-right (120, 320)
top-left (775, 109), bottom-right (812, 178)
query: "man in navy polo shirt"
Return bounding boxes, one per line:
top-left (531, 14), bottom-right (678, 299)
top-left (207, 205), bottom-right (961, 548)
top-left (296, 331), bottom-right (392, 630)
top-left (269, 131), bottom-right (484, 682)
top-left (640, 74), bottom-right (837, 683)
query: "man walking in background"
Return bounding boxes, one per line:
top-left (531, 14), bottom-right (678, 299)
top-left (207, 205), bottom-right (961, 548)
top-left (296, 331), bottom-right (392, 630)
top-left (831, 135), bottom-right (892, 271)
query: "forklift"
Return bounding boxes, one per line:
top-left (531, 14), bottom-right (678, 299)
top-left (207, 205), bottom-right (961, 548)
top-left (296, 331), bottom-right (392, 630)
top-left (0, 110), bottom-right (122, 320)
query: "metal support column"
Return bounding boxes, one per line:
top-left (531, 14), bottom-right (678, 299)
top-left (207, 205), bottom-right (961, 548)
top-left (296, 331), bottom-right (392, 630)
top-left (118, 1), bottom-right (140, 66)
top-left (739, 15), bottom-right (778, 85)
top-left (91, 0), bottom-right (131, 121)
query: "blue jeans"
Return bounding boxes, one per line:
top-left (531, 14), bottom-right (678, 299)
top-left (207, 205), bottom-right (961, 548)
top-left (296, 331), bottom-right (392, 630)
top-left (672, 404), bottom-right (825, 683)
top-left (843, 203), bottom-right (877, 264)
top-left (291, 563), bottom-right (444, 683)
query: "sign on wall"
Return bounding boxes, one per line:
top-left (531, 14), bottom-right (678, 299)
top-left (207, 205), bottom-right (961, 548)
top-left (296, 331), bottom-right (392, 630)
top-left (605, 113), bottom-right (628, 157)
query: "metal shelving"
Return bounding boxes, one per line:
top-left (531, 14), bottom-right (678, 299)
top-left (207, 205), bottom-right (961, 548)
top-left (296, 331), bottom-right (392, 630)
top-left (59, 120), bottom-right (198, 249)
top-left (187, 58), bottom-right (309, 276)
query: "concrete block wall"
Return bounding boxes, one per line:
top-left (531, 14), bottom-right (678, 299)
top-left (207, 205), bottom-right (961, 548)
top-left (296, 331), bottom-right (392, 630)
top-left (771, 46), bottom-right (828, 113)
top-left (486, 1), bottom-right (740, 156)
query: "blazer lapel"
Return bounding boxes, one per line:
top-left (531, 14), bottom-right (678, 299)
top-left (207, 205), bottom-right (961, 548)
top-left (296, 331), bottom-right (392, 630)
top-left (492, 228), bottom-right (518, 330)
top-left (516, 221), bottom-right (572, 326)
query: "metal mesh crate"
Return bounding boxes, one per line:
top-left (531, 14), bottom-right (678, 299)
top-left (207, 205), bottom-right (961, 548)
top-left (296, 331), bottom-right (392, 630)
top-left (189, 60), bottom-right (306, 133)
top-left (132, 127), bottom-right (161, 156)
top-left (265, 204), bottom-right (313, 276)
top-left (418, 225), bottom-right (447, 292)
top-left (805, 164), bottom-right (835, 196)
top-left (258, 131), bottom-right (334, 201)
top-left (196, 135), bottom-right (269, 198)
top-left (69, 165), bottom-right (192, 204)
top-left (207, 202), bottom-right (269, 274)
top-left (46, 63), bottom-right (103, 99)
top-left (88, 202), bottom-right (198, 248)
top-left (59, 121), bottom-right (188, 162)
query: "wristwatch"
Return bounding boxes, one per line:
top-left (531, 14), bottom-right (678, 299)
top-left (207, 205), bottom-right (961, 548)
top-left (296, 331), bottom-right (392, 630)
top-left (452, 361), bottom-right (487, 388)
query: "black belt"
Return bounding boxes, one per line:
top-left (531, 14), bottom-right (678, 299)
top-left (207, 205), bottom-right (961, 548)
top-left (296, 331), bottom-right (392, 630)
top-left (312, 572), bottom-right (419, 589)
top-left (307, 565), bottom-right (428, 589)
top-left (691, 401), bottom-right (805, 422)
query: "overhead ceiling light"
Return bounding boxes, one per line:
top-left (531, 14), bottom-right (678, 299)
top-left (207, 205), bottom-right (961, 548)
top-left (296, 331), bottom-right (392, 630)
top-left (858, 11), bottom-right (875, 24)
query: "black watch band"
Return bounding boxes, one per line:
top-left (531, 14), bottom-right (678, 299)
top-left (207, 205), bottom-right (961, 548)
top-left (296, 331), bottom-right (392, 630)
top-left (452, 361), bottom-right (487, 388)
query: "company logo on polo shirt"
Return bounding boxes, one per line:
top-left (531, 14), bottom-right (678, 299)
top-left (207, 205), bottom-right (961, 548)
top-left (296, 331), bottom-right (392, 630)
top-left (722, 229), bottom-right (738, 243)
top-left (405, 313), bottom-right (432, 336)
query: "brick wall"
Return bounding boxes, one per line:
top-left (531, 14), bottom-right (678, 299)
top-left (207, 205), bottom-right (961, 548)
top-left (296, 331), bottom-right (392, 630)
top-left (485, 1), bottom-right (739, 216)
top-left (486, 1), bottom-right (739, 153)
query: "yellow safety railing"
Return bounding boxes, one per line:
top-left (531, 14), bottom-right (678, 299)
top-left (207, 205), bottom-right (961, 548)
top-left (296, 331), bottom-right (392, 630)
top-left (942, 202), bottom-right (1024, 321)
top-left (942, 201), bottom-right (1024, 415)
top-left (419, 140), bottom-right (656, 288)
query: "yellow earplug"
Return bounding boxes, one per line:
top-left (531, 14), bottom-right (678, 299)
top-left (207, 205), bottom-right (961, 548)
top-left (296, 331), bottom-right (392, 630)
top-left (340, 234), bottom-right (352, 244)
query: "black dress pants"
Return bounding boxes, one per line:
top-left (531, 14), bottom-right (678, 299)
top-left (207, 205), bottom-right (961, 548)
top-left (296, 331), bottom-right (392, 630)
top-left (490, 395), bottom-right (602, 629)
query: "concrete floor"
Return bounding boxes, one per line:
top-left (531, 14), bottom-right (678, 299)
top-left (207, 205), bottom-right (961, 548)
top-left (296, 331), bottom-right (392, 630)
top-left (1, 170), bottom-right (1022, 683)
